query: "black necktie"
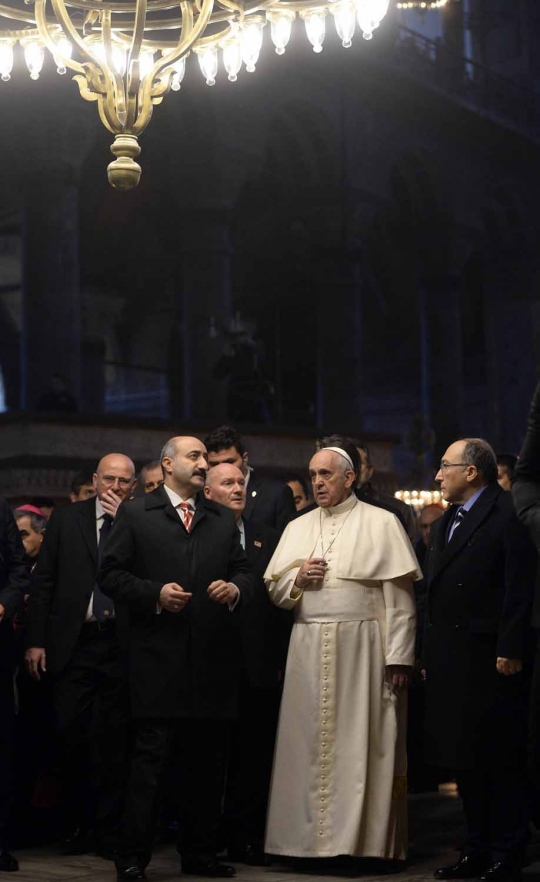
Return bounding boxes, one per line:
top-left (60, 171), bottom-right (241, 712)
top-left (93, 514), bottom-right (114, 621)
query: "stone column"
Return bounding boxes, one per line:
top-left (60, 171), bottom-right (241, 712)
top-left (9, 89), bottom-right (96, 411)
top-left (424, 279), bottom-right (464, 457)
top-left (315, 256), bottom-right (363, 431)
top-left (177, 207), bottom-right (233, 423)
top-left (21, 162), bottom-right (81, 409)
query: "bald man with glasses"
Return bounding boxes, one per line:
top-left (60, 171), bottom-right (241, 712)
top-left (26, 453), bottom-right (136, 859)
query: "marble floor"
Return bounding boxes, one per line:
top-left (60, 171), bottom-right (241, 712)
top-left (9, 792), bottom-right (540, 882)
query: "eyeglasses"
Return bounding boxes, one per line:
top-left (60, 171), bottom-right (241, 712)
top-left (439, 461), bottom-right (467, 472)
top-left (100, 475), bottom-right (133, 487)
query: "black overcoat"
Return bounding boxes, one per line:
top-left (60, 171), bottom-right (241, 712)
top-left (26, 496), bottom-right (100, 673)
top-left (243, 472), bottom-right (295, 534)
top-left (241, 520), bottom-right (292, 689)
top-left (0, 497), bottom-right (28, 670)
top-left (98, 485), bottom-right (253, 719)
top-left (423, 483), bottom-right (536, 770)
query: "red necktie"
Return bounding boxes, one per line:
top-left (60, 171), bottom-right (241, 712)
top-left (179, 502), bottom-right (194, 533)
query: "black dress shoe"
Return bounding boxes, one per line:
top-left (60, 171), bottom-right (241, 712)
top-left (182, 857), bottom-right (236, 877)
top-left (479, 863), bottom-right (522, 882)
top-left (0, 851), bottom-right (18, 872)
top-left (116, 866), bottom-right (147, 881)
top-left (434, 855), bottom-right (491, 880)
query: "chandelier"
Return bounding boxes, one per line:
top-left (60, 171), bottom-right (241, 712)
top-left (0, 0), bottom-right (447, 188)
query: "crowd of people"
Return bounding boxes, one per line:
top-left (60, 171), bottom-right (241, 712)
top-left (0, 409), bottom-right (539, 882)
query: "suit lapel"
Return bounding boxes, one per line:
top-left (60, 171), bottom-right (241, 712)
top-left (244, 473), bottom-right (259, 521)
top-left (76, 498), bottom-right (98, 563)
top-left (431, 484), bottom-right (501, 579)
top-left (190, 494), bottom-right (207, 532)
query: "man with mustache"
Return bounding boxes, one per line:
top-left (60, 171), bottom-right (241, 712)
top-left (99, 437), bottom-right (252, 882)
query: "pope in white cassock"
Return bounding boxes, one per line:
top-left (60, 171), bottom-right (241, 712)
top-left (264, 445), bottom-right (421, 862)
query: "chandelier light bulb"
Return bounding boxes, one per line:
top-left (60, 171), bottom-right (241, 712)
top-left (0, 40), bottom-right (14, 82)
top-left (266, 10), bottom-right (295, 56)
top-left (356, 0), bottom-right (389, 39)
top-left (332, 3), bottom-right (356, 48)
top-left (23, 39), bottom-right (45, 80)
top-left (52, 36), bottom-right (72, 75)
top-left (222, 38), bottom-right (242, 82)
top-left (138, 49), bottom-right (154, 80)
top-left (195, 46), bottom-right (218, 86)
top-left (113, 46), bottom-right (127, 77)
top-left (301, 11), bottom-right (326, 53)
top-left (170, 55), bottom-right (186, 91)
top-left (241, 19), bottom-right (264, 72)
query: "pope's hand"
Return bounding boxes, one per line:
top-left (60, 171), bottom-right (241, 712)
top-left (496, 657), bottom-right (522, 676)
top-left (207, 581), bottom-right (239, 604)
top-left (386, 665), bottom-right (410, 693)
top-left (294, 558), bottom-right (327, 590)
top-left (160, 583), bottom-right (192, 612)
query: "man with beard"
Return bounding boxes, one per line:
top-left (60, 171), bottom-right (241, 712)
top-left (99, 436), bottom-right (252, 882)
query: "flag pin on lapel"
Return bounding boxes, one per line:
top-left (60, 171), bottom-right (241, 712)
top-left (254, 540), bottom-right (262, 547)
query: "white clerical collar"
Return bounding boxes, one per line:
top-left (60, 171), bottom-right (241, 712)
top-left (163, 484), bottom-right (196, 511)
top-left (322, 492), bottom-right (358, 518)
top-left (95, 496), bottom-right (105, 520)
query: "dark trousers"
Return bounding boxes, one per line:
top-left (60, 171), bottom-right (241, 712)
top-left (0, 660), bottom-right (15, 850)
top-left (118, 718), bottom-right (229, 869)
top-left (53, 623), bottom-right (129, 845)
top-left (455, 766), bottom-right (529, 865)
top-left (529, 635), bottom-right (540, 823)
top-left (223, 674), bottom-right (280, 849)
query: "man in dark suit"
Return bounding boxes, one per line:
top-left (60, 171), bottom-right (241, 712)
top-left (512, 383), bottom-right (540, 822)
top-left (98, 436), bottom-right (253, 882)
top-left (424, 438), bottom-right (536, 882)
top-left (204, 464), bottom-right (292, 864)
top-left (353, 439), bottom-right (416, 542)
top-left (25, 453), bottom-right (136, 857)
top-left (0, 498), bottom-right (29, 872)
top-left (204, 425), bottom-right (295, 534)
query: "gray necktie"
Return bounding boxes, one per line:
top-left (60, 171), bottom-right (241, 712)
top-left (448, 507), bottom-right (466, 544)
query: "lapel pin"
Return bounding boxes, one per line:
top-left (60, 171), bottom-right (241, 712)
top-left (254, 540), bottom-right (262, 547)
top-left (252, 490), bottom-right (257, 497)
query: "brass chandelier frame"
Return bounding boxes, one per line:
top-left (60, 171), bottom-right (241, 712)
top-left (0, 0), bottom-right (448, 188)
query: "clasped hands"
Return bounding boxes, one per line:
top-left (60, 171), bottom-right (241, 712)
top-left (159, 580), bottom-right (238, 612)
